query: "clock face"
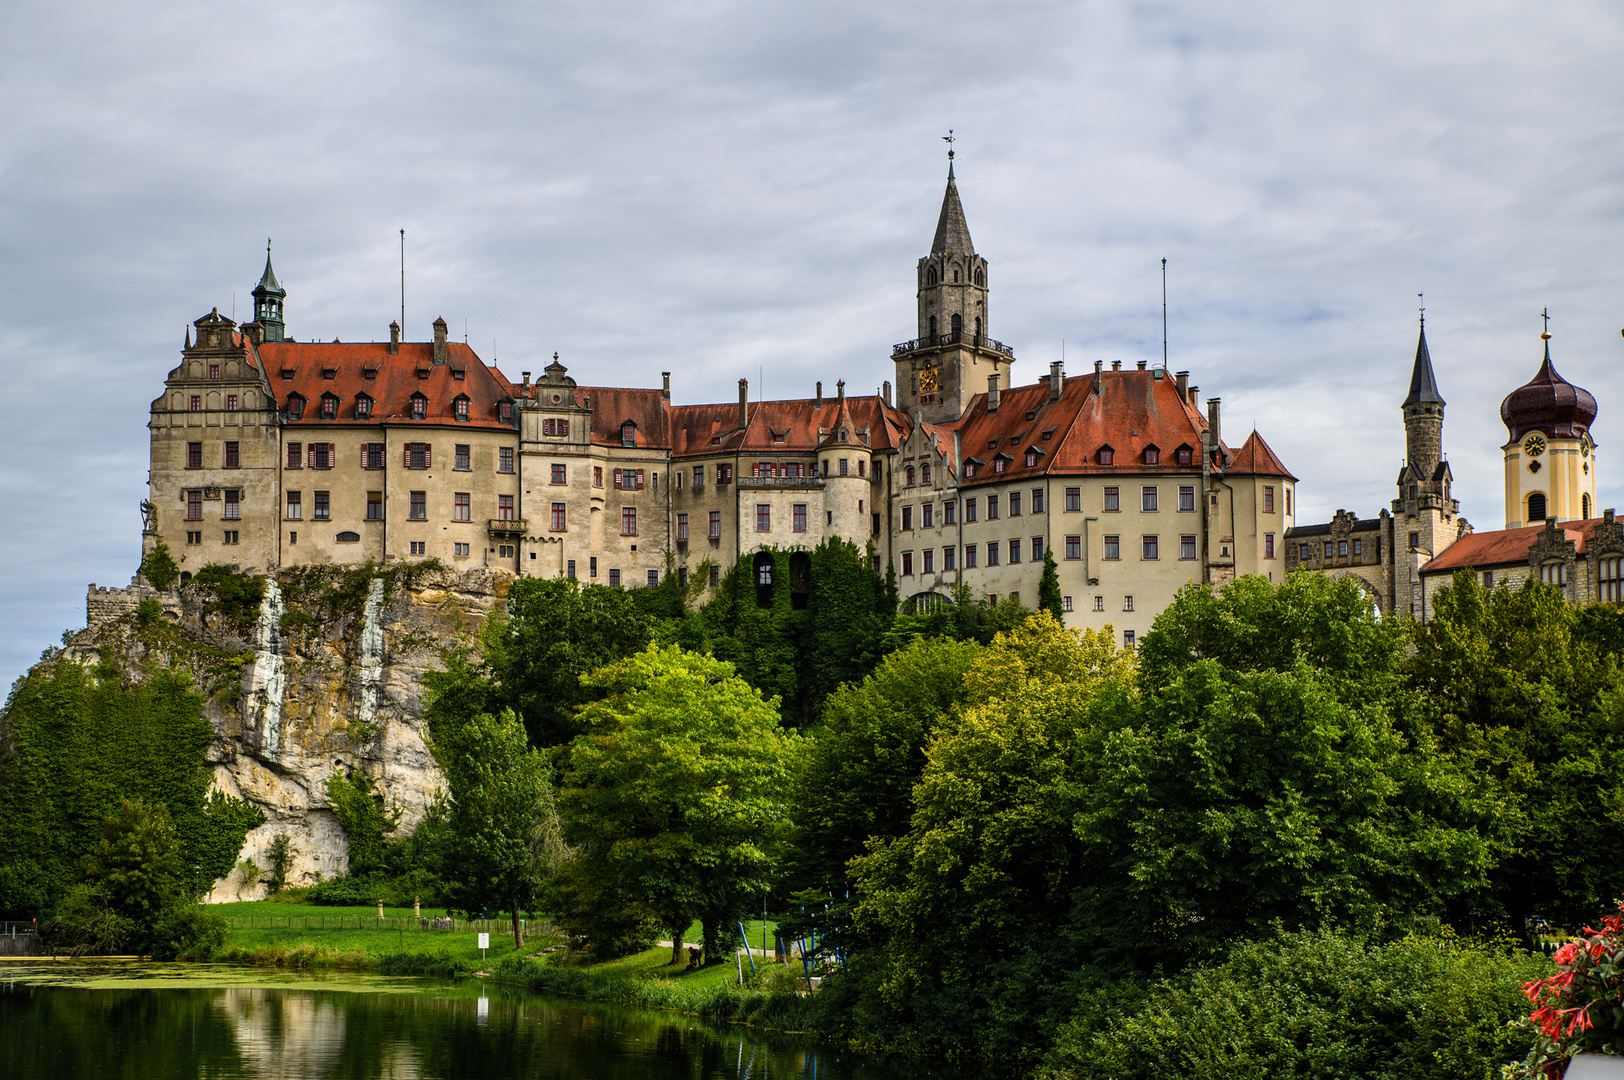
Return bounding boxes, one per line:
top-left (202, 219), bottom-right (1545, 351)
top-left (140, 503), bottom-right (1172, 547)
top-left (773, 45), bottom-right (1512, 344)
top-left (1524, 435), bottom-right (1546, 458)
top-left (919, 368), bottom-right (938, 393)
top-left (1581, 434), bottom-right (1591, 458)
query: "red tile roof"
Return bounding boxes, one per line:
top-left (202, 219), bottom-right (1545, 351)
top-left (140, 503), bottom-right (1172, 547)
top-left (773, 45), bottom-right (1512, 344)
top-left (1229, 430), bottom-right (1297, 480)
top-left (1422, 518), bottom-right (1606, 573)
top-left (255, 342), bottom-right (514, 430)
top-left (667, 394), bottom-right (906, 458)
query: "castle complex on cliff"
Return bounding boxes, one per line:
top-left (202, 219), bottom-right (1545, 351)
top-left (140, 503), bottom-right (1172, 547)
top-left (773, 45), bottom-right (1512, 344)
top-left (131, 167), bottom-right (1619, 638)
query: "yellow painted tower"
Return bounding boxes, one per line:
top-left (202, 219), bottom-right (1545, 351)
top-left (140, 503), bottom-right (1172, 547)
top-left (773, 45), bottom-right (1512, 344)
top-left (1501, 331), bottom-right (1599, 528)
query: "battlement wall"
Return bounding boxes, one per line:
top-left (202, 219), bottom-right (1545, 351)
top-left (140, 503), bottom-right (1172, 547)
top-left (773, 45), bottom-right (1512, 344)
top-left (87, 577), bottom-right (182, 627)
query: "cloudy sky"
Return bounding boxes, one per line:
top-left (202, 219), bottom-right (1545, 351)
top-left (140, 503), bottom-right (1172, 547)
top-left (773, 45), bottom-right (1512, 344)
top-left (3, 1), bottom-right (1622, 685)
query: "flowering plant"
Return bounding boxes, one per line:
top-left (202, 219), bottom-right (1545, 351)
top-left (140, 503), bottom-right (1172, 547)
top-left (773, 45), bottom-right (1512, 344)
top-left (1508, 896), bottom-right (1624, 1079)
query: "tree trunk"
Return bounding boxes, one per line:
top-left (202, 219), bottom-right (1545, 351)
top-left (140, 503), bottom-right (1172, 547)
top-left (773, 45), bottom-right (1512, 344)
top-left (511, 905), bottom-right (523, 949)
top-left (701, 915), bottom-right (724, 968)
top-left (669, 922), bottom-right (685, 966)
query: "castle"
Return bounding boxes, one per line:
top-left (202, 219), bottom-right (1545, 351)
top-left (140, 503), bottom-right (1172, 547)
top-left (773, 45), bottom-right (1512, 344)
top-left (140, 167), bottom-right (1296, 645)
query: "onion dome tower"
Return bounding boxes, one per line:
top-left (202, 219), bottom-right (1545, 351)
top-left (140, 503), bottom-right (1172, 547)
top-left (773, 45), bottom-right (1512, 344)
top-left (1500, 325), bottom-right (1598, 528)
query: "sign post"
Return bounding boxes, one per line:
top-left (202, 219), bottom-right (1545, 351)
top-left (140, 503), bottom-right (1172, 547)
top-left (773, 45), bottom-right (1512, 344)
top-left (478, 931), bottom-right (489, 963)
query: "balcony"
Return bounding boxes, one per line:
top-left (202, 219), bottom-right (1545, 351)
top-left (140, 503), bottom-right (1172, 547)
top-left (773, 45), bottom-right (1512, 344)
top-left (738, 475), bottom-right (825, 490)
top-left (487, 518), bottom-right (526, 537)
top-left (891, 332), bottom-right (1014, 359)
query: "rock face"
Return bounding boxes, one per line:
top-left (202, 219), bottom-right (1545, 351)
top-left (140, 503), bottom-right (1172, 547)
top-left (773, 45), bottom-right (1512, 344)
top-left (74, 565), bottom-right (511, 902)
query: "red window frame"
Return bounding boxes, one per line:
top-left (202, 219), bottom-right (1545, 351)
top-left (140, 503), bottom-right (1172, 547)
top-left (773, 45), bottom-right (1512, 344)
top-left (622, 507), bottom-right (637, 536)
top-left (756, 504), bottom-right (771, 532)
top-left (453, 492), bottom-right (470, 522)
top-left (224, 441), bottom-right (239, 468)
top-left (551, 503), bottom-right (566, 531)
top-left (186, 490), bottom-right (202, 520)
top-left (498, 495), bottom-right (514, 521)
top-left (552, 464), bottom-right (566, 485)
top-left (708, 511), bottom-right (721, 539)
top-left (792, 504), bottom-right (806, 532)
top-left (187, 442), bottom-right (202, 469)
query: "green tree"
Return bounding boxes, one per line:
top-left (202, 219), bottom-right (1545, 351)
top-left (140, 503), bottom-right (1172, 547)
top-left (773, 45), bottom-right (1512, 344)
top-left (324, 771), bottom-right (402, 879)
top-left (424, 576), bottom-right (652, 747)
top-left (139, 540), bottom-right (179, 592)
top-left (1409, 570), bottom-right (1624, 938)
top-left (433, 709), bottom-right (557, 946)
top-left (560, 646), bottom-right (801, 964)
top-left (1037, 547), bottom-right (1064, 623)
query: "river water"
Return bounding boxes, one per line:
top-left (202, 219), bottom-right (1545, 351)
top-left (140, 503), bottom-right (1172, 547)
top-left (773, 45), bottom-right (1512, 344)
top-left (0, 962), bottom-right (974, 1080)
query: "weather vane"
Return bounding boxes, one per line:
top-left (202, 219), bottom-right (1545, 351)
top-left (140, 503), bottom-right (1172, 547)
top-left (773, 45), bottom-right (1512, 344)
top-left (1542, 307), bottom-right (1551, 339)
top-left (1418, 292), bottom-right (1423, 327)
top-left (943, 129), bottom-right (954, 161)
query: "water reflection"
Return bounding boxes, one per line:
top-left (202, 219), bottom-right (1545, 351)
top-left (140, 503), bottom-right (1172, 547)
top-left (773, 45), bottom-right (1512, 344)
top-left (0, 965), bottom-right (970, 1080)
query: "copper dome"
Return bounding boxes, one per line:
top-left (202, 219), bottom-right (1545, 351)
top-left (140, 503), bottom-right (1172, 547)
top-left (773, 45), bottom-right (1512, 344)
top-left (1500, 340), bottom-right (1597, 442)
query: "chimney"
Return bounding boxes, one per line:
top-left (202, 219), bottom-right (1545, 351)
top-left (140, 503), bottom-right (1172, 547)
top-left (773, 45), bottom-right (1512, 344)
top-left (816, 381), bottom-right (823, 408)
top-left (738, 378), bottom-right (749, 429)
top-left (987, 373), bottom-right (1001, 412)
top-left (882, 380), bottom-right (892, 407)
top-left (836, 379), bottom-right (845, 402)
top-left (1206, 398), bottom-right (1221, 449)
top-left (522, 371), bottom-right (530, 387)
top-left (1137, 359), bottom-right (1147, 371)
top-left (1049, 361), bottom-right (1063, 402)
top-left (1093, 359), bottom-right (1103, 395)
top-left (1175, 370), bottom-right (1189, 399)
top-left (662, 371), bottom-right (671, 400)
top-left (1112, 360), bottom-right (1122, 371)
top-left (1189, 384), bottom-right (1199, 406)
top-left (388, 321), bottom-right (401, 355)
top-left (432, 317), bottom-right (448, 365)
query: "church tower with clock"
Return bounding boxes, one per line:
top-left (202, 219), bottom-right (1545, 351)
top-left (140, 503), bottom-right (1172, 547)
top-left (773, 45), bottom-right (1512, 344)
top-left (1500, 329), bottom-right (1598, 528)
top-left (893, 161), bottom-right (1014, 424)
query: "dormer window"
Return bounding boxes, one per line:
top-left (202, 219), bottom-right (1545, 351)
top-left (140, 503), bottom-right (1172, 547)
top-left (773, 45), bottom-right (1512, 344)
top-left (1176, 445), bottom-right (1193, 465)
top-left (498, 401), bottom-right (513, 422)
top-left (452, 368), bottom-right (466, 381)
top-left (1025, 411), bottom-right (1036, 421)
top-left (453, 395), bottom-right (470, 422)
top-left (1042, 429), bottom-right (1054, 440)
top-left (286, 393), bottom-right (305, 419)
top-left (994, 455), bottom-right (1009, 474)
top-left (1097, 445), bottom-right (1114, 466)
top-left (322, 367), bottom-right (337, 380)
top-left (772, 431), bottom-right (786, 444)
top-left (355, 394), bottom-right (373, 419)
top-left (1143, 446), bottom-right (1160, 465)
top-left (363, 366), bottom-right (378, 380)
top-left (621, 421), bottom-right (637, 447)
top-left (964, 458), bottom-right (980, 479)
top-left (839, 429), bottom-right (848, 443)
top-left (1025, 450), bottom-right (1037, 468)
top-left (410, 393), bottom-right (428, 420)
top-left (280, 368), bottom-right (295, 381)
top-left (320, 393), bottom-right (339, 419)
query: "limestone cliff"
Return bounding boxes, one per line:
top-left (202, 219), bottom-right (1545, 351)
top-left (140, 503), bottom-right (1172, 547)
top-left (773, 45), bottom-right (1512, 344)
top-left (72, 565), bottom-right (510, 901)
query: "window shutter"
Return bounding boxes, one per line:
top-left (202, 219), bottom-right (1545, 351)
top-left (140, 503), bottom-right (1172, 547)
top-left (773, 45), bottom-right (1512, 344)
top-left (307, 444), bottom-right (315, 467)
top-left (614, 468), bottom-right (622, 490)
top-left (423, 444), bottom-right (431, 469)
top-left (404, 445), bottom-right (412, 469)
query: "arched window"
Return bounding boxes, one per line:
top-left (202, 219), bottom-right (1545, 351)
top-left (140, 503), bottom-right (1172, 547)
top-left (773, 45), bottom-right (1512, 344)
top-left (1584, 493), bottom-right (1593, 519)
top-left (975, 267), bottom-right (985, 286)
top-left (922, 464), bottom-right (931, 483)
top-left (953, 267), bottom-right (961, 283)
top-left (1540, 561), bottom-right (1566, 586)
top-left (621, 422), bottom-right (636, 447)
top-left (1529, 492), bottom-right (1548, 524)
top-left (906, 466), bottom-right (916, 486)
top-left (927, 267), bottom-right (938, 286)
top-left (1601, 556), bottom-right (1623, 602)
top-left (753, 551), bottom-right (775, 608)
top-left (951, 313), bottom-right (962, 336)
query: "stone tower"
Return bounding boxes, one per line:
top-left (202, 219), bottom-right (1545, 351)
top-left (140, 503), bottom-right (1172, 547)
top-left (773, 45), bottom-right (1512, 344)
top-left (1500, 332), bottom-right (1598, 528)
top-left (893, 165), bottom-right (1014, 424)
top-left (1392, 319), bottom-right (1461, 615)
top-left (251, 244), bottom-right (286, 344)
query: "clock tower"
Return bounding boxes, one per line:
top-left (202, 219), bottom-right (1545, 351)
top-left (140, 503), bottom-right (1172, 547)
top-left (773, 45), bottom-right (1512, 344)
top-left (1500, 330), bottom-right (1598, 528)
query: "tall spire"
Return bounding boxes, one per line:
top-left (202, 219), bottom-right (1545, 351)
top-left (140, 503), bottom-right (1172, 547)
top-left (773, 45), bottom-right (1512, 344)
top-left (1403, 317), bottom-right (1444, 407)
top-left (251, 239), bottom-right (286, 343)
top-left (931, 166), bottom-right (974, 256)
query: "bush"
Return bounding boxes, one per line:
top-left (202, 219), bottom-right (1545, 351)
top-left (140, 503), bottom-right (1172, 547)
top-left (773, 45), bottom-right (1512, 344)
top-left (1039, 928), bottom-right (1549, 1080)
top-left (1510, 894), bottom-right (1624, 1077)
top-left (190, 564), bottom-right (266, 627)
top-left (140, 541), bottom-right (179, 592)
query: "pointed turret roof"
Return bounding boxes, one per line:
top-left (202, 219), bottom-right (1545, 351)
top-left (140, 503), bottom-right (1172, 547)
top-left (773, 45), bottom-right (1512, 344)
top-left (931, 170), bottom-right (975, 256)
top-left (254, 247), bottom-right (284, 298)
top-left (1403, 323), bottom-right (1444, 407)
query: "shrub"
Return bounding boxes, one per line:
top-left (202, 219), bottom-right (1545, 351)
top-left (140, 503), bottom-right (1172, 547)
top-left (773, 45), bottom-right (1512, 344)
top-left (266, 834), bottom-right (293, 893)
top-left (140, 541), bottom-right (179, 592)
top-left (1510, 894), bottom-right (1624, 1078)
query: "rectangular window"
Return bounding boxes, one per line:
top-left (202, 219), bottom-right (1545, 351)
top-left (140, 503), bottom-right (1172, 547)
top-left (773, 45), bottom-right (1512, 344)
top-left (1066, 487), bottom-right (1081, 512)
top-left (1264, 486), bottom-right (1276, 513)
top-left (839, 458), bottom-right (849, 477)
top-left (1265, 533), bottom-right (1275, 559)
top-left (965, 498), bottom-right (978, 523)
top-left (1124, 595), bottom-right (1134, 612)
top-left (693, 466), bottom-right (705, 490)
top-left (1032, 488), bottom-right (1044, 514)
top-left (499, 495), bottom-right (514, 521)
top-left (1179, 485), bottom-right (1195, 512)
top-left (709, 511), bottom-right (721, 539)
top-left (223, 530), bottom-right (239, 545)
top-left (1142, 486), bottom-right (1158, 512)
top-left (190, 394), bottom-right (201, 412)
top-left (410, 491), bottom-right (426, 520)
top-left (1180, 534), bottom-right (1196, 560)
top-left (1326, 541), bottom-right (1335, 558)
top-left (965, 544), bottom-right (978, 568)
top-left (1103, 487), bottom-right (1119, 512)
top-left (1065, 535), bottom-right (1081, 560)
top-left (552, 463), bottom-right (566, 485)
top-left (613, 468), bottom-right (622, 490)
top-left (923, 549), bottom-right (936, 574)
top-left (186, 530), bottom-right (202, 545)
top-left (756, 504), bottom-right (771, 532)
top-left (1094, 595), bottom-right (1104, 611)
top-left (902, 506), bottom-right (913, 531)
top-left (566, 559), bottom-right (576, 579)
top-left (872, 511), bottom-right (880, 535)
top-left (902, 551), bottom-right (914, 576)
top-left (709, 564), bottom-right (720, 587)
top-left (363, 443), bottom-right (385, 469)
top-left (944, 500), bottom-right (957, 525)
top-left (609, 569), bottom-right (621, 588)
top-left (542, 418), bottom-right (570, 438)
top-left (648, 569), bottom-right (659, 587)
top-left (1409, 532), bottom-right (1418, 550)
top-left (1031, 536), bottom-right (1043, 560)
top-left (450, 445), bottom-right (469, 471)
top-left (589, 556), bottom-right (598, 578)
top-left (1103, 535), bottom-right (1120, 560)
top-left (187, 442), bottom-right (202, 469)
top-left (405, 443), bottom-right (430, 469)
top-left (1143, 535), bottom-right (1159, 560)
top-left (1009, 491), bottom-right (1022, 517)
top-left (1338, 540), bottom-right (1348, 556)
top-left (224, 393), bottom-right (237, 412)
top-left (409, 541), bottom-right (426, 556)
top-left (208, 364), bottom-right (219, 380)
top-left (793, 504), bottom-right (807, 532)
top-left (314, 491), bottom-right (330, 521)
top-left (1124, 629), bottom-right (1135, 648)
top-left (453, 542), bottom-right (469, 557)
top-left (223, 441), bottom-right (239, 468)
top-left (285, 491), bottom-right (301, 520)
top-left (367, 491), bottom-right (383, 520)
top-left (1352, 539), bottom-right (1363, 556)
top-left (622, 507), bottom-right (638, 535)
top-left (922, 503), bottom-right (934, 528)
top-left (499, 447), bottom-right (514, 473)
top-left (453, 493), bottom-right (470, 522)
top-left (944, 545), bottom-right (956, 570)
top-left (1008, 538), bottom-right (1021, 564)
top-left (1286, 490), bottom-right (1292, 516)
top-left (223, 489), bottom-right (240, 520)
top-left (676, 513), bottom-right (689, 541)
top-left (1062, 595), bottom-right (1072, 612)
top-left (987, 541), bottom-right (1001, 566)
top-left (988, 495), bottom-right (1001, 520)
top-left (593, 466), bottom-right (603, 488)
top-left (1300, 544), bottom-right (1310, 560)
top-left (308, 443), bottom-right (332, 469)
